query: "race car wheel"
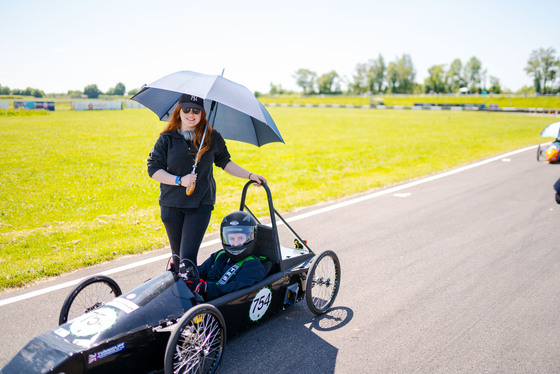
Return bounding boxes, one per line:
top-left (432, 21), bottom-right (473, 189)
top-left (165, 304), bottom-right (226, 374)
top-left (537, 144), bottom-right (543, 161)
top-left (58, 275), bottom-right (122, 325)
top-left (305, 250), bottom-right (341, 314)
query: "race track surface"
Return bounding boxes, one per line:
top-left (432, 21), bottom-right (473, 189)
top-left (1, 146), bottom-right (559, 373)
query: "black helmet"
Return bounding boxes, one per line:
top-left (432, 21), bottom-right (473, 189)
top-left (220, 211), bottom-right (257, 262)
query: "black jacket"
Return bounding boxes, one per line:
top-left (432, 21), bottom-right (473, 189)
top-left (198, 250), bottom-right (267, 301)
top-left (147, 129), bottom-right (231, 208)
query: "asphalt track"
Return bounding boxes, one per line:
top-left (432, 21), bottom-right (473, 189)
top-left (1, 145), bottom-right (559, 373)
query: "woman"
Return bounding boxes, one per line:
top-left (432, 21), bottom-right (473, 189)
top-left (147, 94), bottom-right (266, 266)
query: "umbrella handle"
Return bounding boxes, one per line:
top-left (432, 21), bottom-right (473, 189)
top-left (185, 181), bottom-right (196, 196)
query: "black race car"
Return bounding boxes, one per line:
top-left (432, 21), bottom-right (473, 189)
top-left (1, 182), bottom-right (341, 374)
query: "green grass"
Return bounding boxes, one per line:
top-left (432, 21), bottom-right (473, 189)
top-left (0, 109), bottom-right (50, 117)
top-left (0, 107), bottom-right (552, 290)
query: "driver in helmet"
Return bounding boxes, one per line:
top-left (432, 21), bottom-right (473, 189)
top-left (185, 211), bottom-right (267, 300)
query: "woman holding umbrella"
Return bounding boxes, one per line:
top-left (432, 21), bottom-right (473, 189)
top-left (147, 94), bottom-right (266, 266)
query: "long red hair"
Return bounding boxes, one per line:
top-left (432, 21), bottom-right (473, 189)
top-left (161, 105), bottom-right (212, 157)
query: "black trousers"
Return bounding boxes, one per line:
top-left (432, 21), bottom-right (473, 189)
top-left (160, 206), bottom-right (212, 266)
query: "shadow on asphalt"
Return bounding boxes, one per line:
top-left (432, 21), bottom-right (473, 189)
top-left (219, 304), bottom-right (353, 373)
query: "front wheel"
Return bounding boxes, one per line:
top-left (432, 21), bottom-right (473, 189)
top-left (164, 304), bottom-right (226, 374)
top-left (59, 275), bottom-right (122, 325)
top-left (305, 250), bottom-right (341, 314)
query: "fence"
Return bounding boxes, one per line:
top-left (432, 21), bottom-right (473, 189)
top-left (13, 101), bottom-right (55, 111)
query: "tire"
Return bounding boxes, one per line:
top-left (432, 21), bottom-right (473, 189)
top-left (305, 250), bottom-right (341, 314)
top-left (537, 144), bottom-right (542, 161)
top-left (164, 304), bottom-right (226, 374)
top-left (58, 275), bottom-right (122, 325)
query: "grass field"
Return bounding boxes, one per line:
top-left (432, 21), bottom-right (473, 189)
top-left (0, 107), bottom-right (554, 290)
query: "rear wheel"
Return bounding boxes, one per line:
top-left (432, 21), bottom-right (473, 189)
top-left (305, 250), bottom-right (341, 314)
top-left (59, 275), bottom-right (122, 325)
top-left (164, 304), bottom-right (226, 374)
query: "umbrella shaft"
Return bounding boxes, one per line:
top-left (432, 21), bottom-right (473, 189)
top-left (189, 100), bottom-right (218, 175)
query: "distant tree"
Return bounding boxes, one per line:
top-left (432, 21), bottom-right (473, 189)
top-left (488, 75), bottom-right (502, 94)
top-left (385, 54), bottom-right (415, 93)
top-left (317, 71), bottom-right (340, 94)
top-left (463, 56), bottom-right (484, 92)
top-left (127, 88), bottom-right (140, 96)
top-left (446, 59), bottom-right (464, 92)
top-left (368, 54), bottom-right (386, 93)
top-left (398, 54), bottom-right (416, 93)
top-left (539, 48), bottom-right (557, 93)
top-left (386, 61), bottom-right (399, 93)
top-left (525, 52), bottom-right (542, 93)
top-left (293, 68), bottom-right (317, 94)
top-left (351, 62), bottom-right (369, 94)
top-left (67, 90), bottom-right (82, 96)
top-left (268, 82), bottom-right (285, 95)
top-left (31, 88), bottom-right (44, 98)
top-left (107, 82), bottom-right (126, 96)
top-left (12, 88), bottom-right (29, 95)
top-left (480, 68), bottom-right (488, 92)
top-left (10, 87), bottom-right (44, 97)
top-left (525, 47), bottom-right (558, 94)
top-left (424, 64), bottom-right (447, 93)
top-left (350, 55), bottom-right (385, 94)
top-left (84, 84), bottom-right (102, 98)
top-left (0, 85), bottom-right (10, 95)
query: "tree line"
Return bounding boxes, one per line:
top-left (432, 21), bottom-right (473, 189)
top-left (274, 47), bottom-right (560, 96)
top-left (0, 82), bottom-right (137, 99)
top-left (1, 47), bottom-right (558, 98)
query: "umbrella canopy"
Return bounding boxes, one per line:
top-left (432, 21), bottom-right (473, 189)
top-left (540, 121), bottom-right (560, 139)
top-left (131, 71), bottom-right (283, 147)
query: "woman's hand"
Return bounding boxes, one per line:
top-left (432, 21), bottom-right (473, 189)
top-left (249, 173), bottom-right (267, 185)
top-left (182, 173), bottom-right (197, 186)
top-left (183, 173), bottom-right (197, 196)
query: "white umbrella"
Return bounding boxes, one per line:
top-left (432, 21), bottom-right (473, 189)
top-left (131, 71), bottom-right (283, 147)
top-left (540, 121), bottom-right (560, 139)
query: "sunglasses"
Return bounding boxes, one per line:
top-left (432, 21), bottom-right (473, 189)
top-left (182, 108), bottom-right (201, 115)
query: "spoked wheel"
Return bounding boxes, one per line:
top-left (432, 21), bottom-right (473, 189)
top-left (58, 275), bottom-right (122, 325)
top-left (305, 250), bottom-right (341, 314)
top-left (164, 304), bottom-right (226, 374)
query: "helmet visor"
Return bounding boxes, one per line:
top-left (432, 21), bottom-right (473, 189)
top-left (222, 226), bottom-right (255, 247)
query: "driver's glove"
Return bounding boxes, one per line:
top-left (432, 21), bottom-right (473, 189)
top-left (195, 279), bottom-right (208, 295)
top-left (185, 277), bottom-right (200, 291)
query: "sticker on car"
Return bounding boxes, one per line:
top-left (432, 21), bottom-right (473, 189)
top-left (88, 342), bottom-right (125, 364)
top-left (107, 298), bottom-right (139, 314)
top-left (250, 287), bottom-right (271, 321)
top-left (70, 308), bottom-right (118, 337)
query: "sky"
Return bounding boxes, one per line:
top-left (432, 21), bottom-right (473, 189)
top-left (1, 0), bottom-right (559, 95)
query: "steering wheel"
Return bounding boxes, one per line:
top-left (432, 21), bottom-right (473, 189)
top-left (180, 258), bottom-right (200, 280)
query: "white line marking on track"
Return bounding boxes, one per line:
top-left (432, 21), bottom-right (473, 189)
top-left (393, 193), bottom-right (412, 198)
top-left (0, 145), bottom-right (537, 307)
